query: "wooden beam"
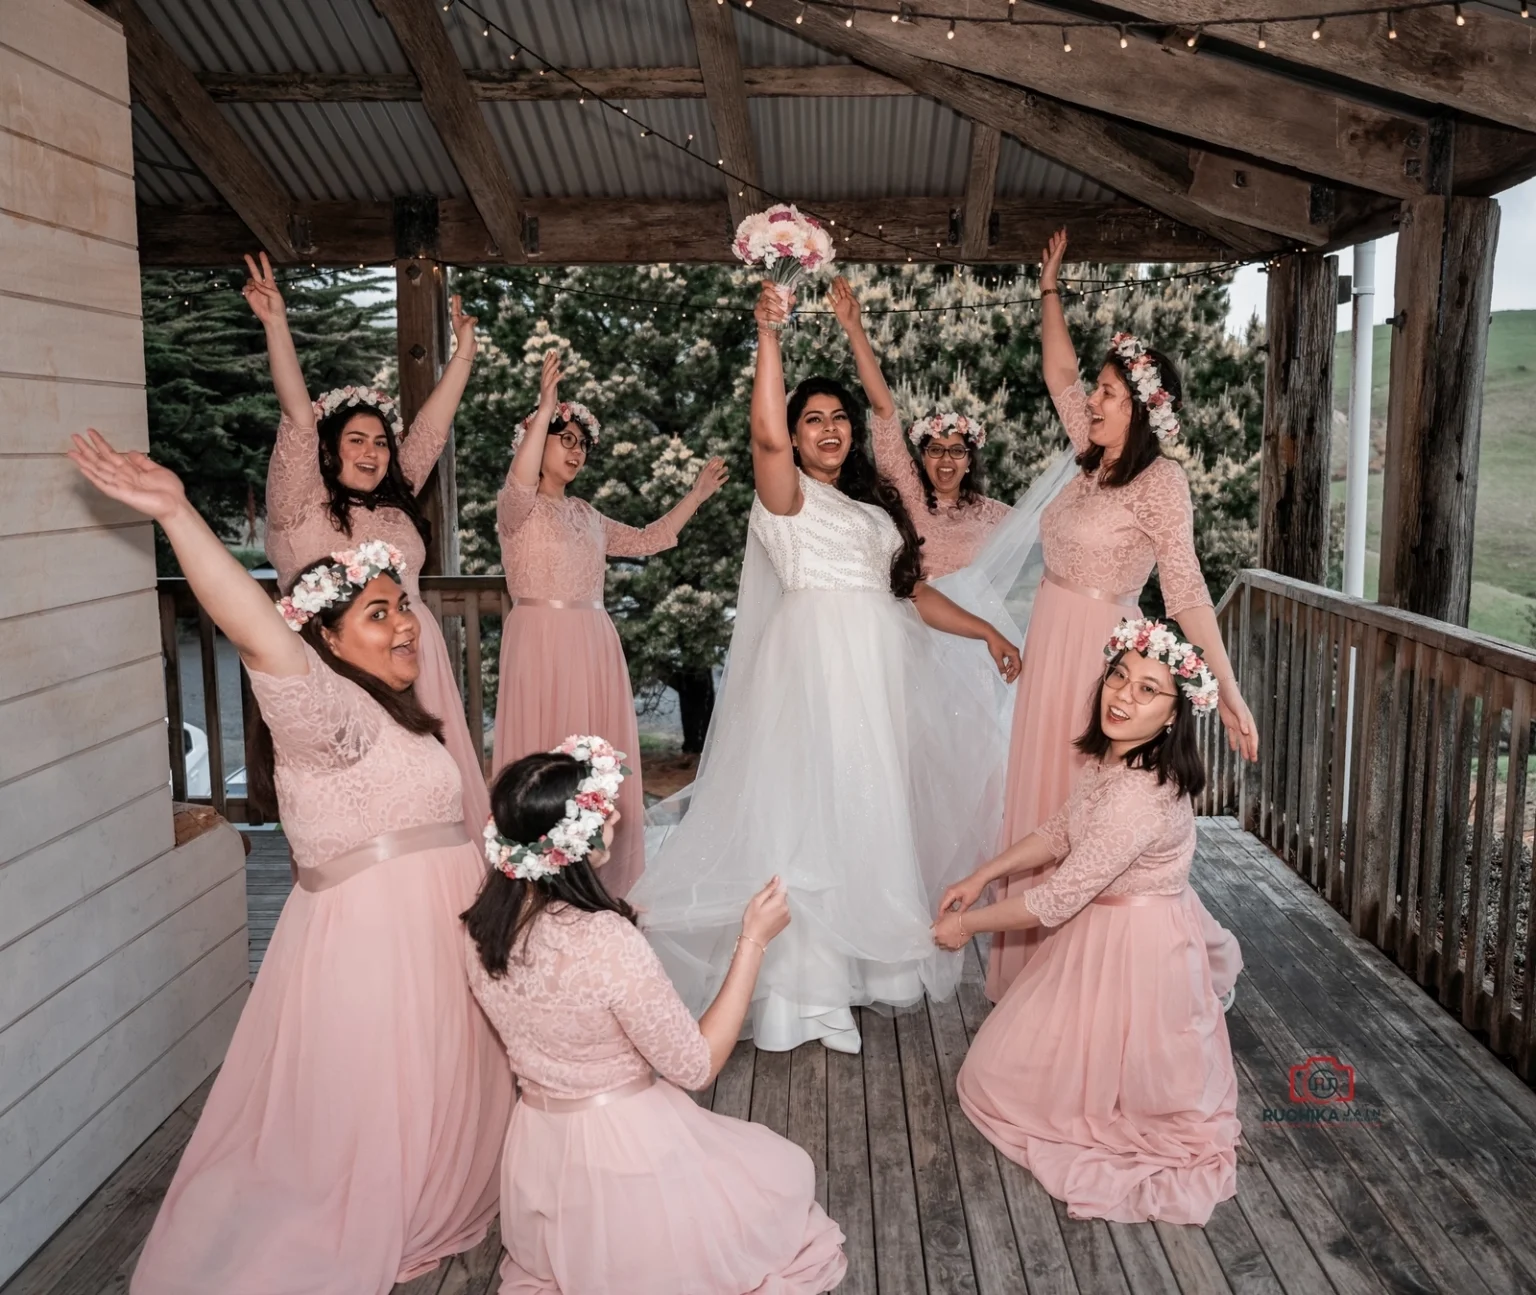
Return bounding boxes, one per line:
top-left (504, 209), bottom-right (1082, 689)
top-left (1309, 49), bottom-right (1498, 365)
top-left (686, 0), bottom-right (764, 227)
top-left (136, 197), bottom-right (1234, 266)
top-left (1099, 0), bottom-right (1536, 134)
top-left (198, 64), bottom-right (912, 103)
top-left (761, 0), bottom-right (1430, 199)
top-left (745, 0), bottom-right (1333, 252)
top-left (105, 0), bottom-right (296, 259)
top-left (395, 256), bottom-right (458, 576)
top-left (960, 124), bottom-right (1001, 261)
top-left (1259, 252), bottom-right (1337, 585)
top-left (1378, 196), bottom-right (1501, 626)
top-left (372, 0), bottom-right (526, 263)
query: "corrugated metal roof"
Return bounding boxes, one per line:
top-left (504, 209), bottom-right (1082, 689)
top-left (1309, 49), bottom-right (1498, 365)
top-left (127, 0), bottom-right (1124, 214)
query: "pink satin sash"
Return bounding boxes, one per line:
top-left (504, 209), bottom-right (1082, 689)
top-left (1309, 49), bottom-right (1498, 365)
top-left (517, 1073), bottom-right (656, 1113)
top-left (1043, 567), bottom-right (1140, 609)
top-left (300, 821), bottom-right (470, 893)
top-left (1091, 887), bottom-right (1186, 907)
top-left (511, 597), bottom-right (604, 610)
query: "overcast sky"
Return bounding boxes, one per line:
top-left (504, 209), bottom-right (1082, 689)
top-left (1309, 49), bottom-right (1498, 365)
top-left (1225, 176), bottom-right (1536, 335)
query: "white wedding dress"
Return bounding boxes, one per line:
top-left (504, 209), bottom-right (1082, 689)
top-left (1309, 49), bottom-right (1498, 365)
top-left (633, 471), bottom-right (1020, 1052)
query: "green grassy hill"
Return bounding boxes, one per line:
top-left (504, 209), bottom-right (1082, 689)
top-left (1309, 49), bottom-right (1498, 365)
top-left (1328, 309), bottom-right (1536, 644)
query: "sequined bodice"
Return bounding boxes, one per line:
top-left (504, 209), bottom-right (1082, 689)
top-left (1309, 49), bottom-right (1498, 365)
top-left (749, 474), bottom-right (901, 593)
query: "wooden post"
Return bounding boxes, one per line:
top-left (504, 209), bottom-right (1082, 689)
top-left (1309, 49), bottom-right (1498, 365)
top-left (1259, 251), bottom-right (1337, 584)
top-left (395, 255), bottom-right (458, 576)
top-left (1378, 196), bottom-right (1500, 626)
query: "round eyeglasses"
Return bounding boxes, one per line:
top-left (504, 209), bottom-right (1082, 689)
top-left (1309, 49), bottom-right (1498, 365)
top-left (1104, 662), bottom-right (1178, 706)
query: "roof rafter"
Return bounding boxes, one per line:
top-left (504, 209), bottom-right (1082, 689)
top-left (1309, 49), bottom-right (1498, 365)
top-left (685, 0), bottom-right (765, 228)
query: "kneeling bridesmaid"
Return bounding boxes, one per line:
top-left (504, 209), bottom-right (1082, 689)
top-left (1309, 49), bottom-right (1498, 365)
top-left (935, 618), bottom-right (1241, 1226)
top-left (463, 739), bottom-right (847, 1294)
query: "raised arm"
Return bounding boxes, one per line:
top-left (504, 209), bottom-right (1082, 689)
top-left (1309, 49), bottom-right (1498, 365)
top-left (830, 277), bottom-right (894, 420)
top-left (69, 430), bottom-right (304, 678)
top-left (602, 457), bottom-right (728, 558)
top-left (242, 252), bottom-right (313, 428)
top-left (398, 294), bottom-right (477, 489)
top-left (507, 348), bottom-right (563, 493)
top-left (750, 283), bottom-right (802, 517)
top-left (911, 582), bottom-right (1021, 683)
top-left (1039, 229), bottom-right (1079, 397)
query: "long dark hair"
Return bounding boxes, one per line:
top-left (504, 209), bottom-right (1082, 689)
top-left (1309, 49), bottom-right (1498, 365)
top-left (786, 376), bottom-right (924, 599)
top-left (1076, 347), bottom-right (1182, 489)
top-left (1074, 645), bottom-right (1207, 801)
top-left (246, 558), bottom-right (444, 818)
top-left (317, 406), bottom-right (431, 545)
top-left (914, 431), bottom-right (988, 513)
top-left (462, 752), bottom-right (637, 976)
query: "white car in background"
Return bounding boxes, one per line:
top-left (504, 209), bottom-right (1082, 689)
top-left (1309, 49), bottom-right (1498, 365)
top-left (177, 721), bottom-right (246, 799)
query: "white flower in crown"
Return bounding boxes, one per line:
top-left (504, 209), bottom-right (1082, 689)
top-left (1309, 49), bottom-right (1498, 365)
top-left (511, 400), bottom-right (602, 451)
top-left (482, 734), bottom-right (633, 882)
top-left (1109, 332), bottom-right (1181, 444)
top-left (907, 410), bottom-right (988, 450)
top-left (1104, 616), bottom-right (1220, 715)
top-left (311, 385), bottom-right (404, 440)
top-left (275, 540), bottom-right (407, 631)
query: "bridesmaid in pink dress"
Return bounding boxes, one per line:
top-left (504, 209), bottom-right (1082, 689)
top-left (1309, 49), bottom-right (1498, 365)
top-left (936, 620), bottom-right (1239, 1226)
top-left (986, 230), bottom-right (1257, 1001)
top-left (243, 252), bottom-right (491, 837)
top-left (464, 742), bottom-right (847, 1294)
top-left (830, 276), bottom-right (1010, 578)
top-left (68, 431), bottom-right (510, 1295)
top-left (492, 351), bottom-right (727, 898)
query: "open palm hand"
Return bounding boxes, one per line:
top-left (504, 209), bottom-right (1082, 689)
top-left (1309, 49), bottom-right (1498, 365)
top-left (68, 429), bottom-right (187, 523)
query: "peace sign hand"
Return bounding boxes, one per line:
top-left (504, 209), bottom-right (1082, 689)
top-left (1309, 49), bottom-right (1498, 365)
top-left (241, 251), bottom-right (286, 326)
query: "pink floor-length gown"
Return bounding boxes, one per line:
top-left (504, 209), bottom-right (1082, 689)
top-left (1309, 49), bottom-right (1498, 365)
top-left (491, 472), bottom-right (689, 899)
top-left (870, 410), bottom-right (1011, 578)
top-left (131, 642), bottom-right (512, 1294)
top-left (987, 381), bottom-right (1240, 1001)
top-left (958, 759), bottom-right (1240, 1225)
top-left (265, 412), bottom-right (491, 837)
top-left (466, 904), bottom-right (847, 1294)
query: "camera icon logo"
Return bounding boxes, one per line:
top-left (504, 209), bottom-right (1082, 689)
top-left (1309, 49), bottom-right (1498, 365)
top-left (1288, 1054), bottom-right (1355, 1104)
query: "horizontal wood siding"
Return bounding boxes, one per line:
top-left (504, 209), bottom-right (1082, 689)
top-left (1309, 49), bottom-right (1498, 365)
top-left (0, 3), bottom-right (246, 1282)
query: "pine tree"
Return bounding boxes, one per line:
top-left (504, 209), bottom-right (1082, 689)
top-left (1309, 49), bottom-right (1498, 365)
top-left (450, 260), bottom-right (1267, 744)
top-left (141, 268), bottom-right (392, 572)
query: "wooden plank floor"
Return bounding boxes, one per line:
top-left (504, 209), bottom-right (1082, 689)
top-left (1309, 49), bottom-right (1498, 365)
top-left (8, 819), bottom-right (1536, 1295)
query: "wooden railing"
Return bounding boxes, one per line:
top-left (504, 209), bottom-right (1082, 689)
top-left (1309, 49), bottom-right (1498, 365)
top-left (1198, 570), bottom-right (1536, 1081)
top-left (158, 575), bottom-right (511, 824)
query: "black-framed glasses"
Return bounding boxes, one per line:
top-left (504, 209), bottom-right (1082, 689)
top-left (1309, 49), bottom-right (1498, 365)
top-left (922, 443), bottom-right (972, 461)
top-left (555, 430), bottom-right (587, 452)
top-left (1104, 662), bottom-right (1178, 706)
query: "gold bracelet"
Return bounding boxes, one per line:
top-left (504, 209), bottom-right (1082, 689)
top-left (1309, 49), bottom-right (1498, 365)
top-left (957, 911), bottom-right (966, 939)
top-left (449, 352), bottom-right (473, 365)
top-left (735, 933), bottom-right (767, 957)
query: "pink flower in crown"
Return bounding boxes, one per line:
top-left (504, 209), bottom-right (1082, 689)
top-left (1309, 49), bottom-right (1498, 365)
top-left (1147, 390), bottom-right (1169, 407)
top-left (344, 563), bottom-right (369, 585)
top-left (574, 789), bottom-right (609, 812)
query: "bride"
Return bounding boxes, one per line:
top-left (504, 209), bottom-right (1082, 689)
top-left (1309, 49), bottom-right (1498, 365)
top-left (631, 282), bottom-right (1021, 1054)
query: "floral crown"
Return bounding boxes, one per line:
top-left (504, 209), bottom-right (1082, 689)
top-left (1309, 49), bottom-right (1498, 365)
top-left (512, 401), bottom-right (602, 451)
top-left (1105, 617), bottom-right (1219, 714)
top-left (312, 385), bottom-right (404, 440)
top-left (907, 411), bottom-right (987, 450)
top-left (1109, 333), bottom-right (1180, 443)
top-left (276, 540), bottom-right (407, 631)
top-left (483, 735), bottom-right (630, 882)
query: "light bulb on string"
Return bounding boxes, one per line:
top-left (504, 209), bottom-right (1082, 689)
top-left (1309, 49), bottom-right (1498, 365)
top-left (1118, 24), bottom-right (1129, 46)
top-left (1522, 1), bottom-right (1530, 17)
top-left (1455, 2), bottom-right (1465, 21)
top-left (1257, 21), bottom-right (1266, 46)
top-left (1061, 26), bottom-right (1071, 50)
top-left (481, 25), bottom-right (489, 36)
top-left (845, 11), bottom-right (854, 26)
top-left (1312, 16), bottom-right (1324, 38)
top-left (795, 2), bottom-right (805, 20)
top-left (947, 19), bottom-right (956, 38)
top-left (1387, 11), bottom-right (1397, 36)
top-left (1186, 25), bottom-right (1200, 46)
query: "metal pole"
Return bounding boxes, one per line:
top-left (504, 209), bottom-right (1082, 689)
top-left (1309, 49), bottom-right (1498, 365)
top-left (1344, 240), bottom-right (1375, 599)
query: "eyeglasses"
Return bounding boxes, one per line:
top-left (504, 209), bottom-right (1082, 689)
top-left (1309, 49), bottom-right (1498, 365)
top-left (1104, 662), bottom-right (1178, 706)
top-left (555, 431), bottom-right (586, 452)
top-left (922, 443), bottom-right (972, 461)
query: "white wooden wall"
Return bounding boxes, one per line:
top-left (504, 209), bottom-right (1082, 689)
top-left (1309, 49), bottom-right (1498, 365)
top-left (0, 0), bottom-right (248, 1281)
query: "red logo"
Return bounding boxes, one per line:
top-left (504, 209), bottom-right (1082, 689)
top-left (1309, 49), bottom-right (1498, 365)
top-left (1288, 1054), bottom-right (1355, 1103)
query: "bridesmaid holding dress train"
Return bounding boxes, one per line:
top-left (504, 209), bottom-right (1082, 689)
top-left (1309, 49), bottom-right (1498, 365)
top-left (244, 252), bottom-right (492, 837)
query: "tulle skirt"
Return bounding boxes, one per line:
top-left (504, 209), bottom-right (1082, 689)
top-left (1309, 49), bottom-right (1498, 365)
top-left (634, 588), bottom-right (1007, 1049)
top-left (130, 842), bottom-right (513, 1294)
top-left (412, 592), bottom-right (492, 837)
top-left (492, 603), bottom-right (646, 898)
top-left (958, 888), bottom-right (1240, 1226)
top-left (495, 1080), bottom-right (846, 1293)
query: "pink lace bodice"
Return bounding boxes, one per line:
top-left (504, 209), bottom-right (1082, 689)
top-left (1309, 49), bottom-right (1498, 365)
top-left (871, 412), bottom-right (1010, 578)
top-left (264, 413), bottom-right (447, 596)
top-left (496, 473), bottom-right (683, 601)
top-left (246, 642), bottom-right (464, 870)
top-left (1041, 384), bottom-right (1212, 615)
top-left (466, 905), bottom-right (712, 1099)
top-left (1023, 760), bottom-right (1195, 927)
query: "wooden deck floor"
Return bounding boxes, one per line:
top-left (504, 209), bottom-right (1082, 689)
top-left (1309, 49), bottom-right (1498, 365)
top-left (7, 819), bottom-right (1536, 1295)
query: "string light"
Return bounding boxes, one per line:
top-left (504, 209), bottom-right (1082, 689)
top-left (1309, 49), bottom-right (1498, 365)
top-left (1522, 2), bottom-right (1530, 17)
top-left (1257, 21), bottom-right (1267, 45)
top-left (1118, 23), bottom-right (1129, 46)
top-left (1454, 2), bottom-right (1464, 21)
top-left (845, 10), bottom-right (854, 25)
top-left (1387, 11), bottom-right (1398, 35)
top-left (796, 2), bottom-right (806, 20)
top-left (1312, 16), bottom-right (1324, 36)
top-left (947, 18), bottom-right (956, 37)
top-left (1061, 26), bottom-right (1071, 50)
top-left (1186, 25), bottom-right (1201, 46)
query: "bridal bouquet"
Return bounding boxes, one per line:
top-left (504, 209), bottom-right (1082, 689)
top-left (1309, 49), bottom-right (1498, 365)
top-left (732, 205), bottom-right (835, 324)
